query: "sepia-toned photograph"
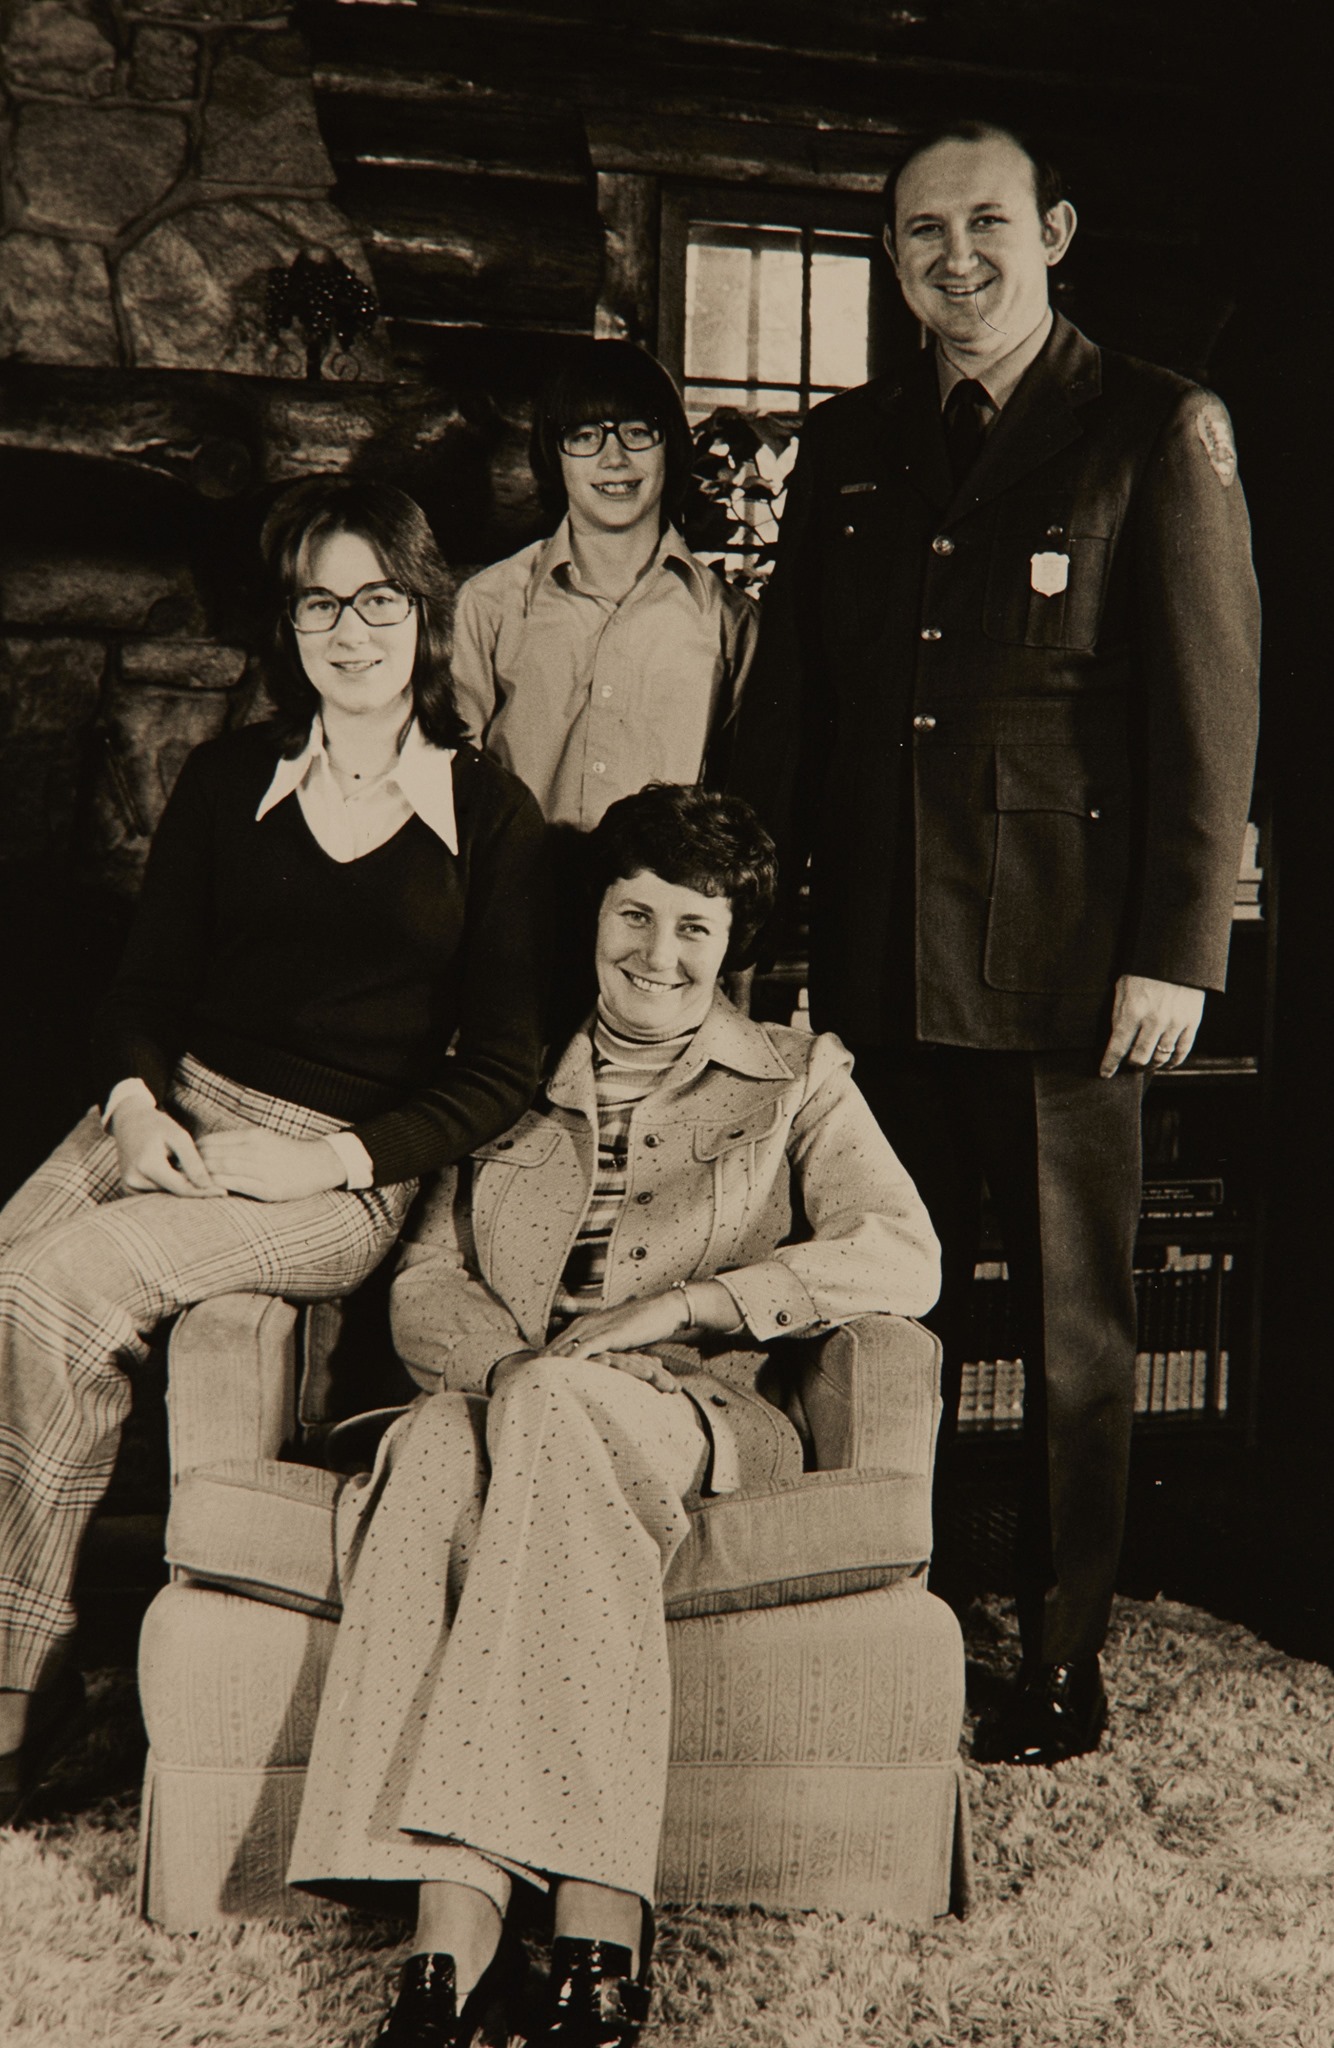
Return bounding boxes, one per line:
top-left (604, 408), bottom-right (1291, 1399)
top-left (0, 3), bottom-right (1326, 2043)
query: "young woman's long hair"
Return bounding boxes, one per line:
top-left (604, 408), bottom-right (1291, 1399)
top-left (259, 478), bottom-right (467, 753)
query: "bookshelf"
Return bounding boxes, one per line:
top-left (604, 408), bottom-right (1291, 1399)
top-left (754, 801), bottom-right (1275, 1595)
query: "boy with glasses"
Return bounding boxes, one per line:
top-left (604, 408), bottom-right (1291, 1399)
top-left (450, 339), bottom-right (756, 833)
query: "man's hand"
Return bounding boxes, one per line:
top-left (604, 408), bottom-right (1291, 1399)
top-left (110, 1097), bottom-right (220, 1198)
top-left (1100, 974), bottom-right (1205, 1078)
top-left (196, 1128), bottom-right (347, 1202)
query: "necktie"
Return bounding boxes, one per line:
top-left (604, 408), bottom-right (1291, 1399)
top-left (942, 377), bottom-right (993, 487)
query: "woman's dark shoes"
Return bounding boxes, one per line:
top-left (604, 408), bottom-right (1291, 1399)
top-left (541, 1905), bottom-right (654, 2047)
top-left (373, 1954), bottom-right (460, 2047)
top-left (972, 1656), bottom-right (1108, 1766)
top-left (372, 1935), bottom-right (528, 2048)
top-left (0, 1668), bottom-right (87, 1826)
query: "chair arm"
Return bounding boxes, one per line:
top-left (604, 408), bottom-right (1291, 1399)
top-left (796, 1315), bottom-right (942, 1479)
top-left (166, 1294), bottom-right (300, 1482)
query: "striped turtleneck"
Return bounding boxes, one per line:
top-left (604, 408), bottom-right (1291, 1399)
top-left (552, 1006), bottom-right (697, 1320)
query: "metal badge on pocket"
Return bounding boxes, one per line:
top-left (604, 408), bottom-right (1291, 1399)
top-left (1030, 551), bottom-right (1070, 596)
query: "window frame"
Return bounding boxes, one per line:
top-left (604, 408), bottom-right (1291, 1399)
top-left (657, 180), bottom-right (906, 406)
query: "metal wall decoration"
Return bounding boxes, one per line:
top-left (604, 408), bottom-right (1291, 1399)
top-left (264, 249), bottom-right (380, 381)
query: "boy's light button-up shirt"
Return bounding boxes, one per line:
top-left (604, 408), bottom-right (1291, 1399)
top-left (450, 518), bottom-right (758, 830)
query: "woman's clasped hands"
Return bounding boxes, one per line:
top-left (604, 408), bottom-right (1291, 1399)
top-left (490, 1278), bottom-right (745, 1396)
top-left (109, 1095), bottom-right (345, 1202)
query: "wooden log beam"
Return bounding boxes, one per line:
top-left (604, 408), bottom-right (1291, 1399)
top-left (595, 172), bottom-right (659, 346)
top-left (315, 91), bottom-right (591, 187)
top-left (302, 0), bottom-right (1209, 129)
top-left (337, 165), bottom-right (603, 329)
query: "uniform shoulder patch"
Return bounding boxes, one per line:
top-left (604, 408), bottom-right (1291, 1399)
top-left (1195, 398), bottom-right (1238, 485)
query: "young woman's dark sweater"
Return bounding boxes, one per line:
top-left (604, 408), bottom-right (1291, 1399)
top-left (96, 724), bottom-right (547, 1185)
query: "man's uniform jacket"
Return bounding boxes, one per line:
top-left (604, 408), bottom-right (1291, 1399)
top-left (731, 314), bottom-right (1261, 1050)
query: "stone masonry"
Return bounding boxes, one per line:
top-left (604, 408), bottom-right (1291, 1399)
top-left (0, 0), bottom-right (401, 891)
top-left (0, 0), bottom-right (389, 377)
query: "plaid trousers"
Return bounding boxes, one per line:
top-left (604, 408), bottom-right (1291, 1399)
top-left (0, 1054), bottom-right (415, 1692)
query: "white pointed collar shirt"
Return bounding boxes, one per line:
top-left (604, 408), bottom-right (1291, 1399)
top-left (255, 712), bottom-right (458, 862)
top-left (104, 718), bottom-right (458, 1190)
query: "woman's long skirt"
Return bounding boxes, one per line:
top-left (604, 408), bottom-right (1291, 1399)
top-left (288, 1356), bottom-right (709, 1910)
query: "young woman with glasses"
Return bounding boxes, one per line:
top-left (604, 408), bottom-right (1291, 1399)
top-left (0, 479), bottom-right (546, 1824)
top-left (449, 339), bottom-right (757, 836)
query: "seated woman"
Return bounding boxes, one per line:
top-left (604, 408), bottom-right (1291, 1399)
top-left (450, 338), bottom-right (757, 832)
top-left (288, 782), bottom-right (940, 2048)
top-left (0, 479), bottom-right (545, 1823)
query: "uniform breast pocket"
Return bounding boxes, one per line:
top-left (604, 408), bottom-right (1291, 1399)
top-left (983, 496), bottom-right (1113, 652)
top-left (984, 744), bottom-right (1131, 993)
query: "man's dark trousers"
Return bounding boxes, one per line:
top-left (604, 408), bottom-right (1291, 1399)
top-left (848, 1041), bottom-right (1145, 1666)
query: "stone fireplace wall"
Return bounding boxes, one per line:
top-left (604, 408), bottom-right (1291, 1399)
top-left (0, 1), bottom-right (408, 1182)
top-left (0, 0), bottom-right (387, 377)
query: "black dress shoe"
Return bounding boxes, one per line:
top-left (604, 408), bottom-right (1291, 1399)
top-left (972, 1657), bottom-right (1108, 1766)
top-left (0, 1668), bottom-right (87, 1827)
top-left (372, 1934), bottom-right (525, 2048)
top-left (540, 1904), bottom-right (654, 2047)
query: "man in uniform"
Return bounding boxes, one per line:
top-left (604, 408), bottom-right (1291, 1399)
top-left (729, 121), bottom-right (1260, 1763)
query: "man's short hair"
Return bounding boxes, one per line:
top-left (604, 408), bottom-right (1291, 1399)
top-left (882, 120), bottom-right (1065, 242)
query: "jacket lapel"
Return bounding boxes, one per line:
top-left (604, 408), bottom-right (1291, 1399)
top-left (893, 348), bottom-right (955, 512)
top-left (943, 314), bottom-right (1103, 519)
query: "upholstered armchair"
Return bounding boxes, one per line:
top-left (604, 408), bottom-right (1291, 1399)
top-left (136, 1295), bottom-right (970, 1933)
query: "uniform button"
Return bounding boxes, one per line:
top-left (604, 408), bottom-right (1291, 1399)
top-left (842, 523), bottom-right (855, 537)
top-left (1046, 524), bottom-right (1064, 539)
top-left (710, 1392), bottom-right (728, 1407)
top-left (635, 1190), bottom-right (653, 1204)
top-left (913, 714), bottom-right (937, 732)
top-left (644, 1134), bottom-right (661, 1148)
top-left (630, 1246), bottom-right (647, 1260)
top-left (931, 535), bottom-right (955, 555)
top-left (775, 1310), bottom-right (792, 1326)
top-left (600, 685), bottom-right (612, 699)
top-left (1088, 808), bottom-right (1102, 820)
top-left (920, 626), bottom-right (942, 641)
top-left (495, 1138), bottom-right (514, 1150)
top-left (592, 760), bottom-right (606, 775)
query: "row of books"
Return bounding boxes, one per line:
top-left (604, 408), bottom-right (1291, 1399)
top-left (958, 1248), bottom-right (1232, 1429)
top-left (957, 1347), bottom-right (1231, 1428)
top-left (1233, 820), bottom-right (1263, 921)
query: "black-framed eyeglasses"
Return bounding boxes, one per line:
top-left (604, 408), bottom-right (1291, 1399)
top-left (289, 582), bottom-right (417, 634)
top-left (557, 419), bottom-right (664, 458)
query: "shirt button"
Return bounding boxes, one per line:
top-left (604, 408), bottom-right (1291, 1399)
top-left (636, 1190), bottom-right (653, 1204)
top-left (710, 1392), bottom-right (728, 1406)
top-left (842, 523), bottom-right (855, 537)
top-left (630, 1245), bottom-right (647, 1260)
top-left (1089, 808), bottom-right (1102, 820)
top-left (920, 626), bottom-right (942, 641)
top-left (775, 1310), bottom-right (792, 1326)
top-left (1047, 524), bottom-right (1064, 539)
top-left (931, 535), bottom-right (955, 555)
top-left (600, 685), bottom-right (612, 699)
top-left (913, 714), bottom-right (937, 732)
top-left (644, 1134), bottom-right (661, 1148)
top-left (592, 760), bottom-right (606, 775)
top-left (495, 1138), bottom-right (514, 1150)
